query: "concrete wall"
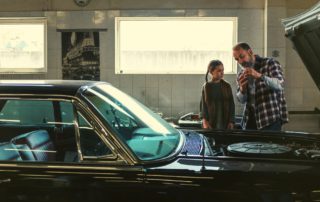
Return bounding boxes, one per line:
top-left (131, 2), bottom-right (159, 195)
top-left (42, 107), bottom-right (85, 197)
top-left (0, 0), bottom-right (318, 132)
top-left (0, 0), bottom-right (265, 11)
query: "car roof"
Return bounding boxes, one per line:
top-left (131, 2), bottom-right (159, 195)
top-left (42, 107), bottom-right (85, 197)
top-left (0, 80), bottom-right (107, 96)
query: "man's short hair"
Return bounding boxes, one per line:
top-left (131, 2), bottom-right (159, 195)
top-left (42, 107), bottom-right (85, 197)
top-left (233, 42), bottom-right (251, 51)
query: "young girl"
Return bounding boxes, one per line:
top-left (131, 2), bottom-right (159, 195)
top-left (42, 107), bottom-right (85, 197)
top-left (201, 60), bottom-right (235, 129)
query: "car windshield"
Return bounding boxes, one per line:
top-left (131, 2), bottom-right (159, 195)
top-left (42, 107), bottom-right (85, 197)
top-left (83, 83), bottom-right (181, 161)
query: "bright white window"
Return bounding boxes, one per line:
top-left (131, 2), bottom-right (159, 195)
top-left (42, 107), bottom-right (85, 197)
top-left (115, 17), bottom-right (237, 74)
top-left (0, 18), bottom-right (47, 73)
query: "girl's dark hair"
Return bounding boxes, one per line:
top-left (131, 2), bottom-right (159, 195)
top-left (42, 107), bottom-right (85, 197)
top-left (205, 60), bottom-right (223, 82)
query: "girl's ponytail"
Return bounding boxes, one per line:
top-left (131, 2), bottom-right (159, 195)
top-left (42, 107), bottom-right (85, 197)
top-left (205, 60), bottom-right (223, 82)
top-left (205, 69), bottom-right (209, 82)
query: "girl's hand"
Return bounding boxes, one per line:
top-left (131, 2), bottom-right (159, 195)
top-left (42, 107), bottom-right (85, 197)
top-left (227, 122), bottom-right (234, 129)
top-left (202, 119), bottom-right (210, 129)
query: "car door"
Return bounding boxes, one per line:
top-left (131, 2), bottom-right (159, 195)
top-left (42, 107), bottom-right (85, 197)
top-left (0, 97), bottom-right (146, 202)
top-left (144, 159), bottom-right (262, 202)
top-left (0, 162), bottom-right (146, 202)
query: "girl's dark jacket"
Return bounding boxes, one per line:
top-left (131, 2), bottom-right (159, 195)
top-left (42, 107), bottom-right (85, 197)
top-left (201, 79), bottom-right (235, 129)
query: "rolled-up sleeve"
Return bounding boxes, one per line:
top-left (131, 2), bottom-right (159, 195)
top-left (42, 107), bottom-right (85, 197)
top-left (263, 59), bottom-right (285, 91)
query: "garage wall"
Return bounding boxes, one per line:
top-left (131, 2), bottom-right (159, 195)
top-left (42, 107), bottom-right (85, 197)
top-left (0, 1), bottom-right (265, 119)
top-left (0, 0), bottom-right (319, 132)
top-left (0, 0), bottom-right (265, 11)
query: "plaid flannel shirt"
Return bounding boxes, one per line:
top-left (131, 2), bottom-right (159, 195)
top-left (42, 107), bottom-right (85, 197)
top-left (236, 55), bottom-right (289, 129)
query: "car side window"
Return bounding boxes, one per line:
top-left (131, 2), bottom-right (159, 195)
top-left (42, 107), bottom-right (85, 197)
top-left (0, 99), bottom-right (60, 162)
top-left (0, 100), bottom-right (54, 125)
top-left (0, 98), bottom-right (113, 163)
top-left (78, 112), bottom-right (112, 158)
top-left (60, 101), bottom-right (75, 124)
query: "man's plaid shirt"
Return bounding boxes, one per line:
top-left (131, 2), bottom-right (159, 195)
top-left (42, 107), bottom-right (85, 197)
top-left (236, 55), bottom-right (289, 129)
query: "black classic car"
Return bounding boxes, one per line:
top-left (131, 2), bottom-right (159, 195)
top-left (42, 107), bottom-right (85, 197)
top-left (0, 79), bottom-right (319, 202)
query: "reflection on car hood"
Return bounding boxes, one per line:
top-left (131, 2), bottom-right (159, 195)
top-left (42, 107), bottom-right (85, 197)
top-left (180, 130), bottom-right (203, 155)
top-left (282, 1), bottom-right (320, 90)
top-left (149, 156), bottom-right (317, 174)
top-left (179, 130), bottom-right (213, 156)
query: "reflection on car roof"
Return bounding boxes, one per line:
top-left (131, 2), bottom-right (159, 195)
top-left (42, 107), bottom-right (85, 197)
top-left (0, 80), bottom-right (109, 96)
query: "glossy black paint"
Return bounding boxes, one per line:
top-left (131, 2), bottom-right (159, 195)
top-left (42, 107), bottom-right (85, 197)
top-left (143, 130), bottom-right (320, 202)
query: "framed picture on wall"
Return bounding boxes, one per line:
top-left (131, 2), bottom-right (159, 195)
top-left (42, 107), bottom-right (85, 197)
top-left (61, 31), bottom-right (100, 81)
top-left (0, 18), bottom-right (47, 73)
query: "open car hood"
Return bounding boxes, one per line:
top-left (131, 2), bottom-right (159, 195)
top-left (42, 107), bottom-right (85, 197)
top-left (282, 1), bottom-right (320, 90)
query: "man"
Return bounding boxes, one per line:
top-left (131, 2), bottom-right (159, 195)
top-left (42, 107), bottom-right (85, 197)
top-left (233, 42), bottom-right (288, 131)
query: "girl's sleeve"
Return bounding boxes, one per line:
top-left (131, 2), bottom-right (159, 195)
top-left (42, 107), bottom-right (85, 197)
top-left (201, 86), bottom-right (209, 120)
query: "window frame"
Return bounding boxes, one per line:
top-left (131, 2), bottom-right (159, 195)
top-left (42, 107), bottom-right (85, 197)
top-left (115, 16), bottom-right (238, 74)
top-left (75, 110), bottom-right (118, 161)
top-left (0, 17), bottom-right (47, 73)
top-left (73, 98), bottom-right (129, 164)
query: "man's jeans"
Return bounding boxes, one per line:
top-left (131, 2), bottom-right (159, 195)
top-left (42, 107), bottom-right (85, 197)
top-left (246, 106), bottom-right (282, 131)
top-left (261, 119), bottom-right (282, 131)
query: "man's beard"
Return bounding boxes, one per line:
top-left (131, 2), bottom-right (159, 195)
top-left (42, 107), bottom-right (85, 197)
top-left (241, 56), bottom-right (254, 68)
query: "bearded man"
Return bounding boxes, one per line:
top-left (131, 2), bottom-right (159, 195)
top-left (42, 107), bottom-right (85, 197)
top-left (233, 42), bottom-right (288, 131)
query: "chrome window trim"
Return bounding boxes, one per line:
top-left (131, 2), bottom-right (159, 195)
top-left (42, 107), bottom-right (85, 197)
top-left (73, 99), bottom-right (136, 165)
top-left (73, 108), bottom-right (118, 161)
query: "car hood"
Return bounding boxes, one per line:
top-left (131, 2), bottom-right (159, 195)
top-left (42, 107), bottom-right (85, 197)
top-left (148, 156), bottom-right (318, 173)
top-left (282, 1), bottom-right (320, 90)
top-left (148, 130), bottom-right (320, 174)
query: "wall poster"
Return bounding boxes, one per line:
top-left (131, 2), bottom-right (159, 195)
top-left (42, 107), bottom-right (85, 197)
top-left (61, 31), bottom-right (100, 80)
top-left (0, 18), bottom-right (46, 73)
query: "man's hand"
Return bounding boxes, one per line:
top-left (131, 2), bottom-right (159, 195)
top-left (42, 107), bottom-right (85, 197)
top-left (244, 68), bottom-right (262, 79)
top-left (238, 72), bottom-right (248, 93)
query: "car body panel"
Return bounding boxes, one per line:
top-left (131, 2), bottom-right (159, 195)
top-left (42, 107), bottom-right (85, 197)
top-left (0, 162), bottom-right (145, 201)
